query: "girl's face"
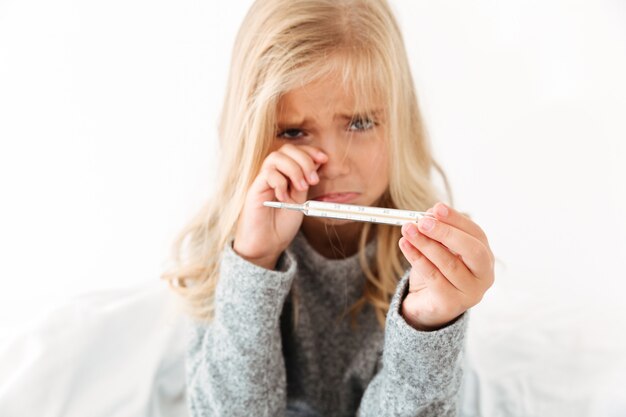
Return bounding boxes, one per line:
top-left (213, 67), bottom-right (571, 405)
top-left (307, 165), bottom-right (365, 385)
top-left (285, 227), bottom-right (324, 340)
top-left (274, 72), bottom-right (390, 228)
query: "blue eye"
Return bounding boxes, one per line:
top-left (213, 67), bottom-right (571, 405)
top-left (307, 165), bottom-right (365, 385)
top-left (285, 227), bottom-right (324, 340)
top-left (348, 118), bottom-right (376, 131)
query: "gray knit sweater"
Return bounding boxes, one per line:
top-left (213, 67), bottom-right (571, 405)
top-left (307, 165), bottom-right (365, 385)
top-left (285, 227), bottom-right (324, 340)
top-left (185, 229), bottom-right (468, 417)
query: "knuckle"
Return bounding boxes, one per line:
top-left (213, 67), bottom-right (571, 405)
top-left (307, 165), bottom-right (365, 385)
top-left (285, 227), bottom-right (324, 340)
top-left (304, 159), bottom-right (316, 175)
top-left (470, 242), bottom-right (488, 264)
top-left (443, 256), bottom-right (459, 275)
top-left (260, 160), bottom-right (271, 173)
top-left (258, 166), bottom-right (269, 180)
top-left (264, 170), bottom-right (275, 185)
top-left (290, 171), bottom-right (305, 186)
top-left (409, 248), bottom-right (422, 264)
top-left (301, 144), bottom-right (318, 156)
top-left (275, 175), bottom-right (287, 188)
top-left (290, 149), bottom-right (316, 175)
top-left (440, 223), bottom-right (452, 240)
top-left (469, 244), bottom-right (483, 262)
top-left (265, 150), bottom-right (279, 162)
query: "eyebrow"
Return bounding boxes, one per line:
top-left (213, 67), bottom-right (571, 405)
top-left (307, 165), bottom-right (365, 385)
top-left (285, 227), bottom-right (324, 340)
top-left (277, 109), bottom-right (384, 125)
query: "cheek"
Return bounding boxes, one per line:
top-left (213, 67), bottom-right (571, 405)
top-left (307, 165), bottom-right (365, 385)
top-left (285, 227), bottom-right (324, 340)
top-left (362, 142), bottom-right (388, 172)
top-left (355, 142), bottom-right (389, 189)
top-left (354, 137), bottom-right (385, 160)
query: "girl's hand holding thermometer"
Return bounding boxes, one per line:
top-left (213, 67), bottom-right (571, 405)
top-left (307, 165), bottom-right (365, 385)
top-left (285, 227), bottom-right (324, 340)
top-left (398, 202), bottom-right (495, 331)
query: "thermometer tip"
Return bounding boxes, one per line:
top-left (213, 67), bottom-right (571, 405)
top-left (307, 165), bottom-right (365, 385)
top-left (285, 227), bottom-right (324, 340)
top-left (263, 201), bottom-right (283, 209)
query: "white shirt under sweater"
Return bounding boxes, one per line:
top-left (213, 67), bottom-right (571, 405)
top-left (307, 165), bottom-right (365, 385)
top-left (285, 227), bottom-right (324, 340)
top-left (185, 229), bottom-right (468, 417)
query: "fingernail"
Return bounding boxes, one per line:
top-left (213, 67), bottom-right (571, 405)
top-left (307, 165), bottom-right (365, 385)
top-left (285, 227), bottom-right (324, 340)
top-left (317, 152), bottom-right (327, 160)
top-left (310, 171), bottom-right (319, 182)
top-left (299, 179), bottom-right (309, 190)
top-left (419, 217), bottom-right (435, 232)
top-left (436, 203), bottom-right (449, 217)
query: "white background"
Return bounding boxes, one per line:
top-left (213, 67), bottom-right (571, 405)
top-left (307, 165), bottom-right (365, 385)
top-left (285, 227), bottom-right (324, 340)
top-left (1, 0), bottom-right (625, 353)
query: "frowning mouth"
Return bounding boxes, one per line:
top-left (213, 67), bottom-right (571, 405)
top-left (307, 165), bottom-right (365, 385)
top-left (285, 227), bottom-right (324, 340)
top-left (311, 192), bottom-right (360, 203)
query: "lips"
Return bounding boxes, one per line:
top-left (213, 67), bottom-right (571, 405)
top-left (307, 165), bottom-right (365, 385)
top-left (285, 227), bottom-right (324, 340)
top-left (312, 192), bottom-right (360, 203)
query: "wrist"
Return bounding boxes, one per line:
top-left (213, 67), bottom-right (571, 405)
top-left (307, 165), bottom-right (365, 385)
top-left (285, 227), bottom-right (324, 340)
top-left (232, 240), bottom-right (279, 270)
top-left (401, 301), bottom-right (460, 332)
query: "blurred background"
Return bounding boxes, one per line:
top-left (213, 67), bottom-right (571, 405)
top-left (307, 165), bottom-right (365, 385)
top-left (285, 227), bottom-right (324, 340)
top-left (1, 0), bottom-right (625, 415)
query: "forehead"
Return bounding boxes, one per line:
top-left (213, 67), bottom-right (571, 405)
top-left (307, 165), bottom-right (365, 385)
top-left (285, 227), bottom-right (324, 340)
top-left (277, 76), bottom-right (350, 114)
top-left (276, 69), bottom-right (383, 122)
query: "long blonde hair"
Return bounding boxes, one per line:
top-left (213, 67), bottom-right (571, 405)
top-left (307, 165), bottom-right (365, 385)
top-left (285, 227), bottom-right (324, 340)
top-left (161, 0), bottom-right (453, 329)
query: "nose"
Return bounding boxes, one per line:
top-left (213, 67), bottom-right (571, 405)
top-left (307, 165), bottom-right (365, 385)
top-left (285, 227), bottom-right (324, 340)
top-left (315, 134), bottom-right (351, 180)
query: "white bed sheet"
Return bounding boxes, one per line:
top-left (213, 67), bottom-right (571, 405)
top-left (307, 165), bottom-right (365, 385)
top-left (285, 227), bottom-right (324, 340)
top-left (458, 274), bottom-right (626, 417)
top-left (0, 282), bottom-right (189, 417)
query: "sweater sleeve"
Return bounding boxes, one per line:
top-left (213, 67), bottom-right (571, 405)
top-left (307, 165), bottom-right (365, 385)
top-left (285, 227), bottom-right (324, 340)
top-left (357, 270), bottom-right (468, 417)
top-left (185, 240), bottom-right (297, 417)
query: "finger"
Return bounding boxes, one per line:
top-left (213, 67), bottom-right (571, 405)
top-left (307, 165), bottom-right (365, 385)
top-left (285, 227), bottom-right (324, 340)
top-left (278, 144), bottom-right (325, 185)
top-left (399, 237), bottom-right (461, 300)
top-left (264, 170), bottom-right (288, 201)
top-left (398, 236), bottom-right (424, 267)
top-left (428, 202), bottom-right (490, 248)
top-left (415, 216), bottom-right (493, 279)
top-left (273, 143), bottom-right (329, 176)
top-left (283, 143), bottom-right (329, 165)
top-left (401, 223), bottom-right (476, 295)
top-left (263, 151), bottom-right (311, 192)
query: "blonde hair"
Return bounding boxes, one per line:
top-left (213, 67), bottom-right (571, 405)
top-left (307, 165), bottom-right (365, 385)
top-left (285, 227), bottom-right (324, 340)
top-left (161, 0), bottom-right (453, 329)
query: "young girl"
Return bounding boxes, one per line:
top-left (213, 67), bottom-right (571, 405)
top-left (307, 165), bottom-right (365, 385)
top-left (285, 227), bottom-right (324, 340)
top-left (163, 0), bottom-right (495, 415)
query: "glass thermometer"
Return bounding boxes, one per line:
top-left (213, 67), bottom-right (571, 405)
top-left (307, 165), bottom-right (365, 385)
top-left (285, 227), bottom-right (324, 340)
top-left (263, 200), bottom-right (435, 227)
